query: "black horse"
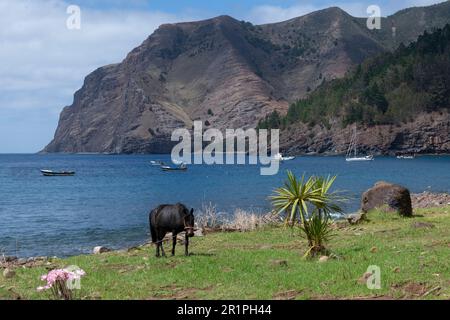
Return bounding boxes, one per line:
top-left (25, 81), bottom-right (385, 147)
top-left (149, 203), bottom-right (195, 257)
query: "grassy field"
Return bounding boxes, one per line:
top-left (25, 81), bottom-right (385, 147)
top-left (1, 207), bottom-right (449, 300)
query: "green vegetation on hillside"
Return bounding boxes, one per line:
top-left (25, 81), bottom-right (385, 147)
top-left (258, 24), bottom-right (450, 130)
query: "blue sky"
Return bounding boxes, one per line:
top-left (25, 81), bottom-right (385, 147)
top-left (0, 0), bottom-right (444, 153)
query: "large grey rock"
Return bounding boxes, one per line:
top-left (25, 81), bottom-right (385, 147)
top-left (1, 256), bottom-right (17, 263)
top-left (361, 181), bottom-right (412, 217)
top-left (93, 246), bottom-right (111, 254)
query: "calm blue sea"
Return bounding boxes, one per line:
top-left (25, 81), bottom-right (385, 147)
top-left (0, 154), bottom-right (449, 258)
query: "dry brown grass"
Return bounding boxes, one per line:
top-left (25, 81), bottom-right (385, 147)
top-left (195, 203), bottom-right (280, 232)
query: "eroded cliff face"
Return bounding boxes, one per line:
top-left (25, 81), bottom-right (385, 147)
top-left (280, 112), bottom-right (450, 155)
top-left (44, 16), bottom-right (290, 153)
top-left (44, 3), bottom-right (450, 154)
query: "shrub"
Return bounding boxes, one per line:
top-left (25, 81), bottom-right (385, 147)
top-left (270, 171), bottom-right (344, 257)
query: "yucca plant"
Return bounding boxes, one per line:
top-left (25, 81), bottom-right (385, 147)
top-left (270, 171), bottom-right (344, 257)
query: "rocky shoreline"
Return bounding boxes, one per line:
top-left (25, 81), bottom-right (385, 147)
top-left (280, 112), bottom-right (450, 156)
top-left (411, 192), bottom-right (450, 208)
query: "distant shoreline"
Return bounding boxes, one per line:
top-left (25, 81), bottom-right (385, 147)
top-left (31, 152), bottom-right (450, 156)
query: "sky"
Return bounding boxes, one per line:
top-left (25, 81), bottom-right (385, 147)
top-left (0, 0), bottom-right (445, 153)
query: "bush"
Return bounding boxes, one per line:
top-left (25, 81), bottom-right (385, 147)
top-left (270, 171), bottom-right (344, 257)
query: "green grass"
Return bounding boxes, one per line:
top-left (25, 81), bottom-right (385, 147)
top-left (1, 207), bottom-right (450, 300)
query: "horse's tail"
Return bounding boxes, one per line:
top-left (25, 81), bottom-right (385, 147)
top-left (149, 209), bottom-right (157, 243)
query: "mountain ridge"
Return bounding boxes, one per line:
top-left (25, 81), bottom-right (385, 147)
top-left (43, 1), bottom-right (450, 154)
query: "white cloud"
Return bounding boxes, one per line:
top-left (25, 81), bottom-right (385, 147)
top-left (247, 4), bottom-right (321, 24)
top-left (0, 0), bottom-right (195, 152)
top-left (246, 0), bottom-right (446, 24)
top-left (406, 0), bottom-right (446, 7)
top-left (246, 2), bottom-right (370, 24)
top-left (0, 0), bottom-right (194, 111)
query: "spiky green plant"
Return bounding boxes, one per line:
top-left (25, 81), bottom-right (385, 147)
top-left (270, 171), bottom-right (344, 257)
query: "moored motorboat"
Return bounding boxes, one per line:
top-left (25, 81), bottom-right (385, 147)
top-left (150, 160), bottom-right (165, 166)
top-left (161, 163), bottom-right (187, 171)
top-left (396, 154), bottom-right (415, 159)
top-left (346, 155), bottom-right (374, 162)
top-left (273, 153), bottom-right (295, 161)
top-left (41, 169), bottom-right (75, 176)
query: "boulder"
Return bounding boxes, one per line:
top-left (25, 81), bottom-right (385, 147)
top-left (361, 181), bottom-right (412, 217)
top-left (3, 268), bottom-right (16, 279)
top-left (346, 212), bottom-right (366, 225)
top-left (93, 246), bottom-right (110, 254)
top-left (2, 256), bottom-right (17, 263)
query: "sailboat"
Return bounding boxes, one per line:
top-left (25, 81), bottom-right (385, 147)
top-left (345, 127), bottom-right (374, 162)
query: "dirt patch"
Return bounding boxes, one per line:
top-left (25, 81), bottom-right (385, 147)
top-left (424, 240), bottom-right (448, 248)
top-left (310, 294), bottom-right (395, 300)
top-left (391, 282), bottom-right (428, 298)
top-left (0, 257), bottom-right (53, 269)
top-left (272, 242), bottom-right (305, 250)
top-left (100, 263), bottom-right (145, 274)
top-left (269, 259), bottom-right (288, 267)
top-left (273, 289), bottom-right (302, 300)
top-left (412, 222), bottom-right (435, 229)
top-left (148, 285), bottom-right (214, 300)
top-left (373, 228), bottom-right (401, 234)
top-left (0, 286), bottom-right (23, 300)
top-left (351, 295), bottom-right (396, 300)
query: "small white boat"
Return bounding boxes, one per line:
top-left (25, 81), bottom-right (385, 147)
top-left (396, 155), bottom-right (415, 159)
top-left (346, 155), bottom-right (374, 162)
top-left (150, 160), bottom-right (165, 166)
top-left (273, 153), bottom-right (295, 161)
top-left (161, 163), bottom-right (187, 171)
top-left (345, 127), bottom-right (374, 162)
top-left (41, 169), bottom-right (75, 176)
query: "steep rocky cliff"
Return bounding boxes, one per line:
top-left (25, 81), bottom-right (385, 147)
top-left (44, 2), bottom-right (450, 154)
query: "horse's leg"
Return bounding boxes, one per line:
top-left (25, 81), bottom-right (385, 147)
top-left (159, 233), bottom-right (166, 257)
top-left (185, 233), bottom-right (189, 256)
top-left (155, 229), bottom-right (161, 257)
top-left (172, 232), bottom-right (177, 256)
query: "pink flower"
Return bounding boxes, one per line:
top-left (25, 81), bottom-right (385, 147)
top-left (36, 267), bottom-right (86, 292)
